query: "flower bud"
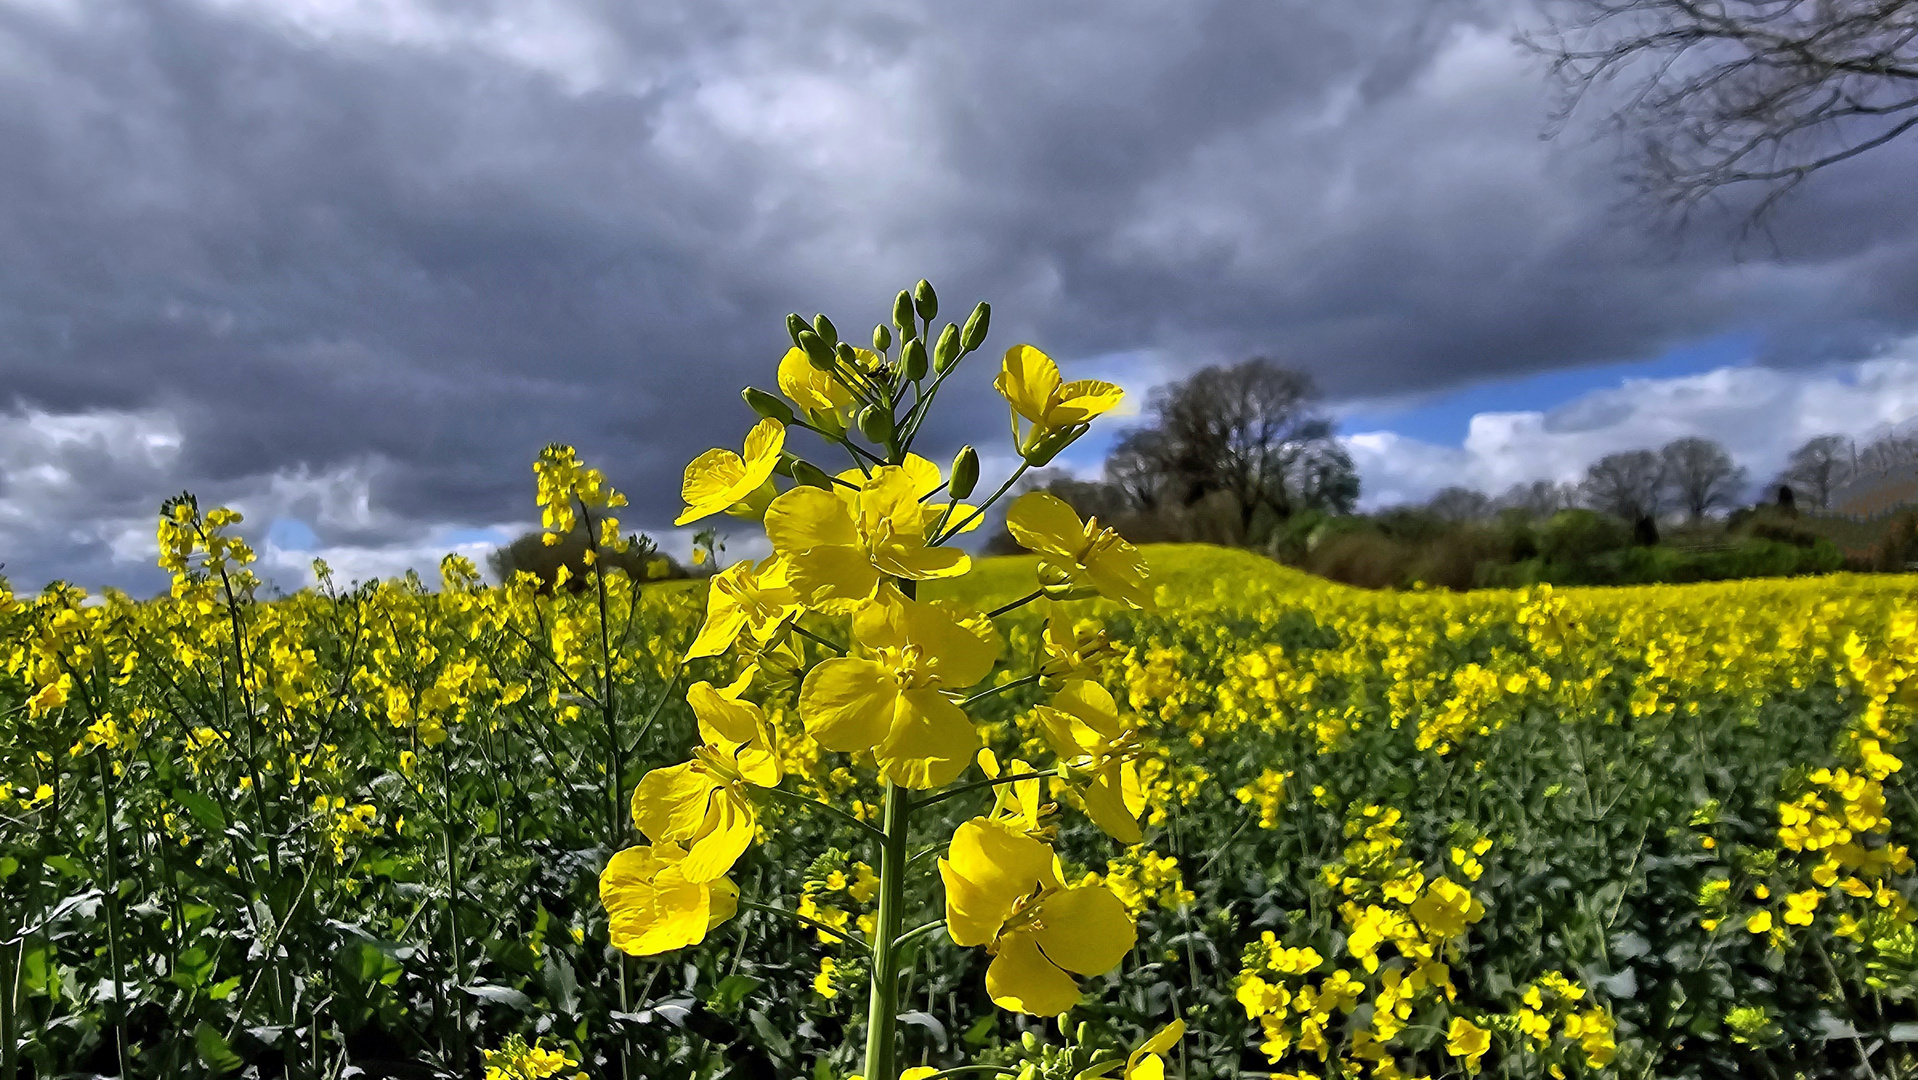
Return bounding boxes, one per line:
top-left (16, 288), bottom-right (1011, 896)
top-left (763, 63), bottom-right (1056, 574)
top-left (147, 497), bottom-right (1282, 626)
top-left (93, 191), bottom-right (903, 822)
top-left (741, 387), bottom-right (793, 425)
top-left (901, 338), bottom-right (929, 381)
top-left (950, 445), bottom-right (979, 499)
top-left (1021, 426), bottom-right (1082, 467)
top-left (858, 405), bottom-right (894, 443)
top-left (791, 459), bottom-right (834, 491)
top-left (892, 290), bottom-right (916, 339)
top-left (961, 301), bottom-right (990, 352)
top-left (812, 314), bottom-right (839, 349)
top-left (933, 323), bottom-right (961, 374)
top-left (797, 329), bottom-right (835, 370)
top-left (1021, 1032), bottom-right (1039, 1052)
top-left (913, 279), bottom-right (938, 322)
top-left (835, 341), bottom-right (860, 369)
top-left (872, 323), bottom-right (892, 353)
top-left (785, 313), bottom-right (809, 346)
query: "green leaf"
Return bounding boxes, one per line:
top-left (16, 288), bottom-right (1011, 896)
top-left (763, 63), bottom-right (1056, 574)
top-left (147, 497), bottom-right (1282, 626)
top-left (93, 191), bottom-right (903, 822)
top-left (707, 973), bottom-right (763, 1012)
top-left (461, 983), bottom-right (533, 1011)
top-left (174, 789), bottom-right (227, 832)
top-left (194, 1021), bottom-right (243, 1075)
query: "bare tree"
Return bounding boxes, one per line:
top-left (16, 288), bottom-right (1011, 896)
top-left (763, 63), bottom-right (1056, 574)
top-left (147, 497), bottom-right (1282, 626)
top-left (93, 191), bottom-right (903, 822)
top-left (1531, 0), bottom-right (1918, 218)
top-left (1105, 428), bottom-right (1173, 511)
top-left (1426, 485), bottom-right (1496, 522)
top-left (1659, 436), bottom-right (1748, 520)
top-left (1581, 449), bottom-right (1667, 519)
top-left (1777, 433), bottom-right (1855, 508)
top-left (1496, 479), bottom-right (1581, 517)
top-left (1143, 358), bottom-right (1358, 538)
top-left (1856, 431), bottom-right (1918, 476)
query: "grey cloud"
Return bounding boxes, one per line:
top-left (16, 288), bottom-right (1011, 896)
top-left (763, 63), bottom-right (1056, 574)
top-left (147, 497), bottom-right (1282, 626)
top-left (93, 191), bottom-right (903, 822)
top-left (0, 0), bottom-right (1915, 589)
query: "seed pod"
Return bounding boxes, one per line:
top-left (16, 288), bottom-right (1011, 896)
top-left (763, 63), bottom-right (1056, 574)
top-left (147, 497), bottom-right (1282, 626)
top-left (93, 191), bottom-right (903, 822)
top-left (933, 323), bottom-right (961, 374)
top-left (741, 387), bottom-right (794, 425)
top-left (872, 324), bottom-right (892, 353)
top-left (785, 313), bottom-right (809, 346)
top-left (858, 405), bottom-right (894, 443)
top-left (961, 301), bottom-right (990, 353)
top-left (812, 314), bottom-right (838, 348)
top-left (913, 279), bottom-right (937, 322)
top-left (892, 290), bottom-right (917, 339)
top-left (901, 338), bottom-right (929, 381)
top-left (791, 459), bottom-right (834, 491)
top-left (950, 445), bottom-right (979, 499)
top-left (796, 329), bottom-right (835, 370)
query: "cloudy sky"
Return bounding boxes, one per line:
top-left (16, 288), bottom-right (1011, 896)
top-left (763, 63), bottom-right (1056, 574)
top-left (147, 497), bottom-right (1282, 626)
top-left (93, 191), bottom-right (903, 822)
top-left (4, 0), bottom-right (1917, 593)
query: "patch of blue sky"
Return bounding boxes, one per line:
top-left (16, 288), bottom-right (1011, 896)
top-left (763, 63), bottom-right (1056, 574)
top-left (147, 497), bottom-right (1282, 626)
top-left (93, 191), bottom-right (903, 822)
top-left (1335, 334), bottom-right (1759, 445)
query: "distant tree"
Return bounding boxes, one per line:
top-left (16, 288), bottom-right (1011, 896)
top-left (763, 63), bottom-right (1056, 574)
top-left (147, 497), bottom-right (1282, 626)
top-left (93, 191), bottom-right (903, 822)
top-left (1105, 428), bottom-right (1173, 511)
top-left (1581, 449), bottom-right (1666, 521)
top-left (488, 527), bottom-right (680, 594)
top-left (1426, 486), bottom-right (1495, 523)
top-left (1777, 434), bottom-right (1854, 509)
top-left (1659, 436), bottom-right (1748, 521)
top-left (1532, 0), bottom-right (1918, 218)
top-left (1856, 432), bottom-right (1918, 477)
top-left (1496, 479), bottom-right (1580, 518)
top-left (1776, 484), bottom-right (1797, 512)
top-left (1142, 358), bottom-right (1357, 538)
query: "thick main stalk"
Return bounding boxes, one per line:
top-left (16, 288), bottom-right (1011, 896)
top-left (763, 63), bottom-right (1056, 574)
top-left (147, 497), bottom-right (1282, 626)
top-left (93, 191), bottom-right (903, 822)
top-left (862, 782), bottom-right (912, 1080)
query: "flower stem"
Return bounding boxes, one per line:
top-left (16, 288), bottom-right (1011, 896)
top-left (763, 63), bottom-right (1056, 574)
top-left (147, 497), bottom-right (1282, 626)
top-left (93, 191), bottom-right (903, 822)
top-left (862, 782), bottom-right (912, 1080)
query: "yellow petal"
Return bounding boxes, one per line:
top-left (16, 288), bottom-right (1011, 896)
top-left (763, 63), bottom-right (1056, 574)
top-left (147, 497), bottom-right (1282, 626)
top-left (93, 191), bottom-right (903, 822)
top-left (681, 789), bottom-right (755, 882)
top-left (1048, 379), bottom-right (1125, 426)
top-left (1081, 765), bottom-right (1143, 845)
top-left (799, 657), bottom-right (897, 752)
top-left (872, 542), bottom-right (972, 582)
top-left (778, 347), bottom-right (852, 415)
top-left (944, 817), bottom-right (1051, 935)
top-left (1006, 492), bottom-right (1085, 560)
top-left (706, 874), bottom-right (739, 931)
top-left (1086, 543), bottom-right (1154, 611)
top-left (684, 601), bottom-right (748, 661)
top-left (740, 418), bottom-right (786, 482)
top-left (631, 762), bottom-right (717, 843)
top-left (1127, 1019), bottom-right (1185, 1077)
top-left (786, 545), bottom-right (882, 608)
top-left (987, 930), bottom-right (1082, 1016)
top-left (1053, 679), bottom-right (1122, 740)
top-left (677, 448), bottom-right (749, 525)
top-left (876, 689), bottom-right (982, 789)
top-left (688, 680), bottom-right (762, 746)
top-left (995, 345), bottom-right (1063, 425)
top-left (1032, 885), bottom-right (1135, 975)
top-left (600, 845), bottom-right (710, 956)
top-left (765, 486), bottom-right (859, 554)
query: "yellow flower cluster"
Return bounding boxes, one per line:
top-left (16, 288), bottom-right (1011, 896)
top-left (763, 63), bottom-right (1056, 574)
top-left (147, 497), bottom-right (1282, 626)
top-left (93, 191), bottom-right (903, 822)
top-left (481, 1035), bottom-right (583, 1080)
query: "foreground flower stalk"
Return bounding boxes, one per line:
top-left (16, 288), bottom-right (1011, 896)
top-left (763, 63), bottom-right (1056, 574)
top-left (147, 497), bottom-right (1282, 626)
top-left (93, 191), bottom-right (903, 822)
top-left (597, 281), bottom-right (1159, 1079)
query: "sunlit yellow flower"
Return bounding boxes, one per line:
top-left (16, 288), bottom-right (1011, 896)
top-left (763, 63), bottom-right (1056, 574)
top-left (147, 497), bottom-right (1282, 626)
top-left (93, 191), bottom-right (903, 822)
top-left (677, 418), bottom-right (785, 525)
top-left (766, 465), bottom-right (969, 609)
top-left (1124, 1019), bottom-right (1185, 1080)
top-left (799, 585), bottom-right (1000, 788)
top-left (1445, 1017), bottom-right (1491, 1073)
top-left (1006, 493), bottom-right (1153, 610)
top-left (778, 346), bottom-right (857, 431)
top-left (995, 345), bottom-right (1123, 462)
top-left (1035, 679), bottom-right (1145, 843)
top-left (939, 816), bottom-right (1135, 1015)
top-left (600, 842), bottom-right (738, 956)
top-left (630, 673), bottom-right (779, 880)
top-left (684, 556), bottom-right (802, 660)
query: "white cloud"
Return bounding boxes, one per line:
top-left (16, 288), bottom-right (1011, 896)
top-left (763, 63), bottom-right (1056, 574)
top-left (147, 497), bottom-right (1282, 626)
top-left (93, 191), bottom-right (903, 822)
top-left (1346, 350), bottom-right (1918, 508)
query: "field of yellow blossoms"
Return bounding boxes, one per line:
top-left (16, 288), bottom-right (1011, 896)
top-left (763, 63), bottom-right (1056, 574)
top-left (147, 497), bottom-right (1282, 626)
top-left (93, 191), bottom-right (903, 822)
top-left (4, 536), bottom-right (1914, 1079)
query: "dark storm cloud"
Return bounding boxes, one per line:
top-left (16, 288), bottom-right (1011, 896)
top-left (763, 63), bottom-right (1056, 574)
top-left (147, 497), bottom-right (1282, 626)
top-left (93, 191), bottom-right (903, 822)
top-left (1, 0), bottom-right (1914, 588)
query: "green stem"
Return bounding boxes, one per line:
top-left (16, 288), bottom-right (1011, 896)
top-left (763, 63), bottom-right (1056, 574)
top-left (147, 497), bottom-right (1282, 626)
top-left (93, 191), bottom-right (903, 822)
top-left (960, 674), bottom-right (1042, 708)
top-left (440, 752), bottom-right (466, 1073)
top-left (862, 783), bottom-right (912, 1080)
top-left (95, 751), bottom-right (129, 1078)
top-left (736, 900), bottom-right (871, 954)
top-left (935, 463), bottom-right (1028, 543)
top-left (0, 934), bottom-right (17, 1080)
top-left (915, 769), bottom-right (1058, 810)
top-left (985, 590), bottom-right (1045, 619)
top-left (756, 785), bottom-right (888, 845)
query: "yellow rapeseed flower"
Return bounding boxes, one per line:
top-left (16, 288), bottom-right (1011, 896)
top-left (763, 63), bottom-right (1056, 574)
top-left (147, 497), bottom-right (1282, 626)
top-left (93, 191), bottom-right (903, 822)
top-left (1445, 1016), bottom-right (1491, 1073)
top-left (677, 418), bottom-right (785, 525)
top-left (799, 585), bottom-right (1000, 788)
top-left (1006, 493), bottom-right (1153, 610)
top-left (766, 465), bottom-right (969, 609)
top-left (939, 816), bottom-right (1135, 1015)
top-left (629, 673), bottom-right (779, 881)
top-left (994, 344), bottom-right (1123, 463)
top-left (599, 842), bottom-right (739, 956)
top-left (684, 556), bottom-right (801, 660)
